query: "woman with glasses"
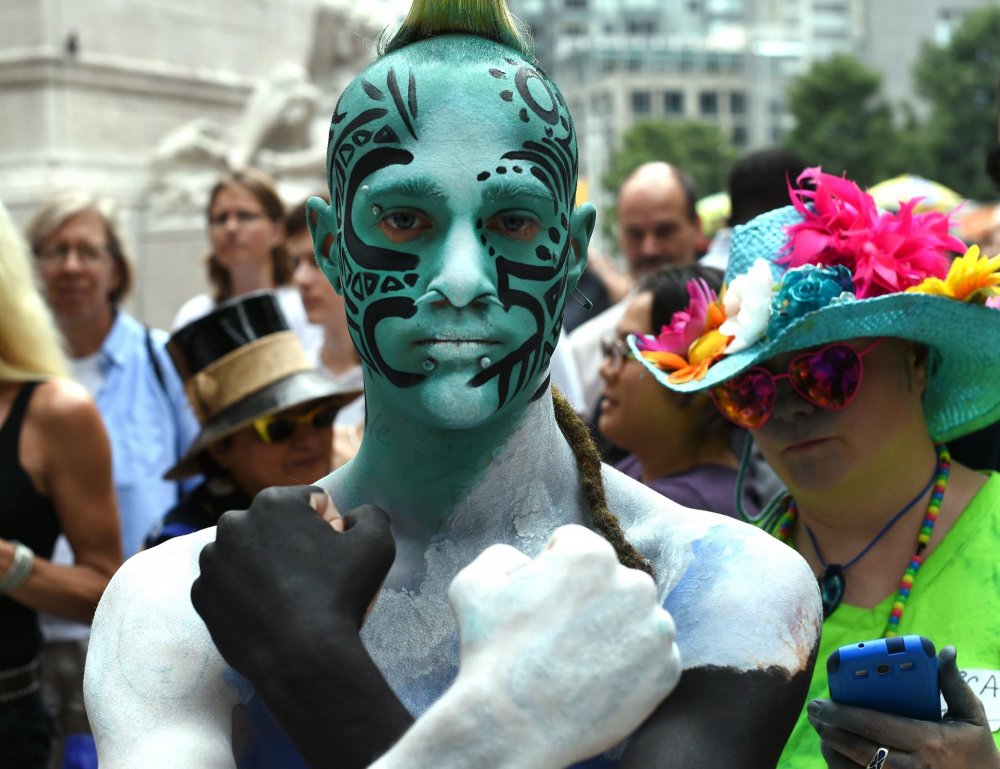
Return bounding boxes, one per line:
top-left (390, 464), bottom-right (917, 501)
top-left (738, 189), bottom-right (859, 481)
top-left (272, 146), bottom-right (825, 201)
top-left (599, 263), bottom-right (762, 519)
top-left (171, 168), bottom-right (320, 352)
top-left (145, 292), bottom-right (360, 549)
top-left (0, 200), bottom-right (122, 768)
top-left (631, 168), bottom-right (1000, 767)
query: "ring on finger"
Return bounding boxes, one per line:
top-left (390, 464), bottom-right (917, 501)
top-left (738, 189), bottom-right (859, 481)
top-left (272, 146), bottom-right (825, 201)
top-left (866, 746), bottom-right (889, 769)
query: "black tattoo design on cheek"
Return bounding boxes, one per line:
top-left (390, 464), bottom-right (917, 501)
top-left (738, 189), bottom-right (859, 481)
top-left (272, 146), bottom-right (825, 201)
top-left (474, 59), bottom-right (578, 407)
top-left (329, 59), bottom-right (577, 411)
top-left (330, 68), bottom-right (425, 385)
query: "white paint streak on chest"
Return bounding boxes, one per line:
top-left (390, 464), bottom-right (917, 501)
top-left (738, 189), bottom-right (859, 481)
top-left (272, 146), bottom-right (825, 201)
top-left (360, 449), bottom-right (580, 714)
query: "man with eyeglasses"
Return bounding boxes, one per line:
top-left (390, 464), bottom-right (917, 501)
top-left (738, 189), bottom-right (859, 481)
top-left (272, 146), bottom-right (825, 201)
top-left (568, 162), bottom-right (703, 422)
top-left (26, 192), bottom-right (200, 557)
top-left (24, 190), bottom-right (200, 767)
top-left (144, 291), bottom-right (360, 549)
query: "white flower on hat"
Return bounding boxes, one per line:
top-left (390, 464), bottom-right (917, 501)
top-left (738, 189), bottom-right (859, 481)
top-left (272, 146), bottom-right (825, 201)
top-left (720, 258), bottom-right (775, 353)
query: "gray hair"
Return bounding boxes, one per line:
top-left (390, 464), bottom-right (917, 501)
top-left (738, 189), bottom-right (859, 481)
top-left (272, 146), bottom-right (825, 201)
top-left (25, 190), bottom-right (133, 305)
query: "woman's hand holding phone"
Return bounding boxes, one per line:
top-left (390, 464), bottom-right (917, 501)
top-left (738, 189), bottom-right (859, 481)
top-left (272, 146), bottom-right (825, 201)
top-left (808, 646), bottom-right (1000, 768)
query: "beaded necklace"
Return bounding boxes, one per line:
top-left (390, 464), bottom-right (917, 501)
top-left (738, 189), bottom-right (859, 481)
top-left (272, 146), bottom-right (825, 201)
top-left (772, 443), bottom-right (951, 638)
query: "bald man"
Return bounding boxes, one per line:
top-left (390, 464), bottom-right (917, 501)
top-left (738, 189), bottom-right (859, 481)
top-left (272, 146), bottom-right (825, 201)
top-left (569, 162), bottom-right (702, 417)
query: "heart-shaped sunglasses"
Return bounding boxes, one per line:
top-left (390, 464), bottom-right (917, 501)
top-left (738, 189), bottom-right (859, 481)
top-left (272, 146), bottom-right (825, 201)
top-left (709, 339), bottom-right (884, 430)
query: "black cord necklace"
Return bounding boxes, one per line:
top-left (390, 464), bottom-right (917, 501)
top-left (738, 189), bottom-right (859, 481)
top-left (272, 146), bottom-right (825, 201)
top-left (799, 468), bottom-right (937, 618)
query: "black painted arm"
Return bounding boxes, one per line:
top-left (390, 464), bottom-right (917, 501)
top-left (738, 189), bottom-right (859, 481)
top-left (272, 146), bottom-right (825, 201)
top-left (191, 488), bottom-right (413, 769)
top-left (621, 659), bottom-right (817, 769)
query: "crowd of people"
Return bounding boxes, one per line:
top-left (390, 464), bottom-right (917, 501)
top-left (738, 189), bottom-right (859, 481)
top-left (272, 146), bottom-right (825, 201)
top-left (1, 0), bottom-right (999, 767)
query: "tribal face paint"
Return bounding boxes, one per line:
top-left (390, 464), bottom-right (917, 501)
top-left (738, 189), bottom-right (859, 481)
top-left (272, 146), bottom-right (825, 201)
top-left (311, 36), bottom-right (594, 430)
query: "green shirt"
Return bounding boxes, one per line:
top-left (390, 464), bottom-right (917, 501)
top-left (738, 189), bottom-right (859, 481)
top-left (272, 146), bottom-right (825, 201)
top-left (777, 472), bottom-right (1000, 768)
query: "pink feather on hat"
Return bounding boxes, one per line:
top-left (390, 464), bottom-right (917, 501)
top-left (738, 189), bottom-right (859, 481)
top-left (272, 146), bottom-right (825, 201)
top-left (779, 168), bottom-right (965, 299)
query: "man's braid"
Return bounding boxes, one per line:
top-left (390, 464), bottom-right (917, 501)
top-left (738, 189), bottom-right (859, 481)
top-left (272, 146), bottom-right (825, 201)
top-left (551, 388), bottom-right (654, 578)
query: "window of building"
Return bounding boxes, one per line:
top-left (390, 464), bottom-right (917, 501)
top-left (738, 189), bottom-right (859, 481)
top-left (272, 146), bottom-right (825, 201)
top-left (564, 0), bottom-right (588, 8)
top-left (632, 90), bottom-right (651, 115)
top-left (730, 91), bottom-right (746, 115)
top-left (626, 19), bottom-right (656, 34)
top-left (591, 93), bottom-right (611, 113)
top-left (732, 125), bottom-right (747, 147)
top-left (699, 91), bottom-right (718, 116)
top-left (664, 90), bottom-right (684, 115)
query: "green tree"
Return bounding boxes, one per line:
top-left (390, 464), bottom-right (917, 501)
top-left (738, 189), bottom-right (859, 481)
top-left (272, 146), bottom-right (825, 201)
top-left (603, 119), bottom-right (737, 199)
top-left (913, 6), bottom-right (1000, 201)
top-left (783, 54), bottom-right (901, 187)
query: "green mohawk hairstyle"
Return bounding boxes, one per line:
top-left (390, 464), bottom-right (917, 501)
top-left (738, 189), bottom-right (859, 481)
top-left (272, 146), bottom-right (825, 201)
top-left (380, 0), bottom-right (535, 64)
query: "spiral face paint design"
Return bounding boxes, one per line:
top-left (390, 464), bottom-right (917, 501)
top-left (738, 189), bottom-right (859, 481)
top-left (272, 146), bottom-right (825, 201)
top-left (325, 41), bottom-right (580, 421)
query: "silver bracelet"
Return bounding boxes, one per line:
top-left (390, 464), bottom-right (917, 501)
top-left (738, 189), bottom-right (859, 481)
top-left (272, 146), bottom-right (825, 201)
top-left (0, 541), bottom-right (35, 593)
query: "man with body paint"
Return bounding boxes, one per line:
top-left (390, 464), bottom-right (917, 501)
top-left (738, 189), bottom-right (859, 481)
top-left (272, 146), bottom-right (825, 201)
top-left (83, 2), bottom-right (822, 767)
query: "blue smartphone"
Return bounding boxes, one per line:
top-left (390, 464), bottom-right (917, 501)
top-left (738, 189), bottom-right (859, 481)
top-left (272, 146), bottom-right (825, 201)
top-left (827, 635), bottom-right (942, 722)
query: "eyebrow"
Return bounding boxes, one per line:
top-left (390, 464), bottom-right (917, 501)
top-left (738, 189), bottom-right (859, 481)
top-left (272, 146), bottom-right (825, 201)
top-left (366, 176), bottom-right (556, 207)
top-left (482, 179), bottom-right (554, 205)
top-left (367, 177), bottom-right (449, 200)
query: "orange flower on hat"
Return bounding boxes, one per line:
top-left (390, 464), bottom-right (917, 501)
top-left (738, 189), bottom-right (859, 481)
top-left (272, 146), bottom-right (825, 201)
top-left (907, 245), bottom-right (1000, 303)
top-left (634, 278), bottom-right (733, 383)
top-left (668, 327), bottom-right (731, 383)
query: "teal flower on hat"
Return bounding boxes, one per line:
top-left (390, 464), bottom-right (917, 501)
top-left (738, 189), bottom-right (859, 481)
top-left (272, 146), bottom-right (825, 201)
top-left (769, 264), bottom-right (855, 336)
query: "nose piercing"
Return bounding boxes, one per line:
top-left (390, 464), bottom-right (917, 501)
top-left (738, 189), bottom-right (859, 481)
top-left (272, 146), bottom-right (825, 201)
top-left (422, 358), bottom-right (437, 371)
top-left (479, 356), bottom-right (492, 370)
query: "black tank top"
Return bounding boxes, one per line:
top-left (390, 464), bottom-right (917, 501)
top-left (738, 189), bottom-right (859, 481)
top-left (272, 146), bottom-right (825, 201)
top-left (0, 382), bottom-right (59, 668)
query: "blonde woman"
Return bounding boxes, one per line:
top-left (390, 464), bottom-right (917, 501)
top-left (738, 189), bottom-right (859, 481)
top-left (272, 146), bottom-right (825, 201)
top-left (0, 201), bottom-right (122, 768)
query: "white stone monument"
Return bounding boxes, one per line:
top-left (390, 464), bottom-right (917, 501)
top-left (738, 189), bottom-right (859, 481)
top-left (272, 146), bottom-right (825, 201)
top-left (0, 0), bottom-right (381, 328)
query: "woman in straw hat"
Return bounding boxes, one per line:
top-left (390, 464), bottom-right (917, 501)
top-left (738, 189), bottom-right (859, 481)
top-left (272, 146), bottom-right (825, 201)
top-left (0, 200), bottom-right (122, 768)
top-left (631, 167), bottom-right (1000, 768)
top-left (144, 291), bottom-right (361, 548)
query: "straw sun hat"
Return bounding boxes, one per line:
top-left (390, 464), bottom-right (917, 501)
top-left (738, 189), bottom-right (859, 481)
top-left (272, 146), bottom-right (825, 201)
top-left (627, 168), bottom-right (1000, 442)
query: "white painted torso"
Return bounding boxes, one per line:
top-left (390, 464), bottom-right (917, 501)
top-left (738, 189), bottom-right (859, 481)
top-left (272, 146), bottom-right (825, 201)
top-left (85, 396), bottom-right (820, 766)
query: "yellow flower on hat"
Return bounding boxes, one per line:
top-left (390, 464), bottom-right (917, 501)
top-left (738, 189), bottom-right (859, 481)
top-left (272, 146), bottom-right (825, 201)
top-left (666, 329), bottom-right (732, 384)
top-left (907, 245), bottom-right (1000, 302)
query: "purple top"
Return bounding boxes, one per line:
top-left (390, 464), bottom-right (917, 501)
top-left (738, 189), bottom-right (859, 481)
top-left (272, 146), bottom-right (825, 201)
top-left (614, 454), bottom-right (760, 520)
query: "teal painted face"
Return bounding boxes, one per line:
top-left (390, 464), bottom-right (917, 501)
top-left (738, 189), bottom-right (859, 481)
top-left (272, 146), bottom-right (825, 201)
top-left (309, 36), bottom-right (595, 429)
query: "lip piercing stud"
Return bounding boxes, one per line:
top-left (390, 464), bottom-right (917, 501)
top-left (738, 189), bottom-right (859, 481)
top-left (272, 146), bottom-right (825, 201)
top-left (479, 356), bottom-right (492, 370)
top-left (422, 358), bottom-right (437, 371)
